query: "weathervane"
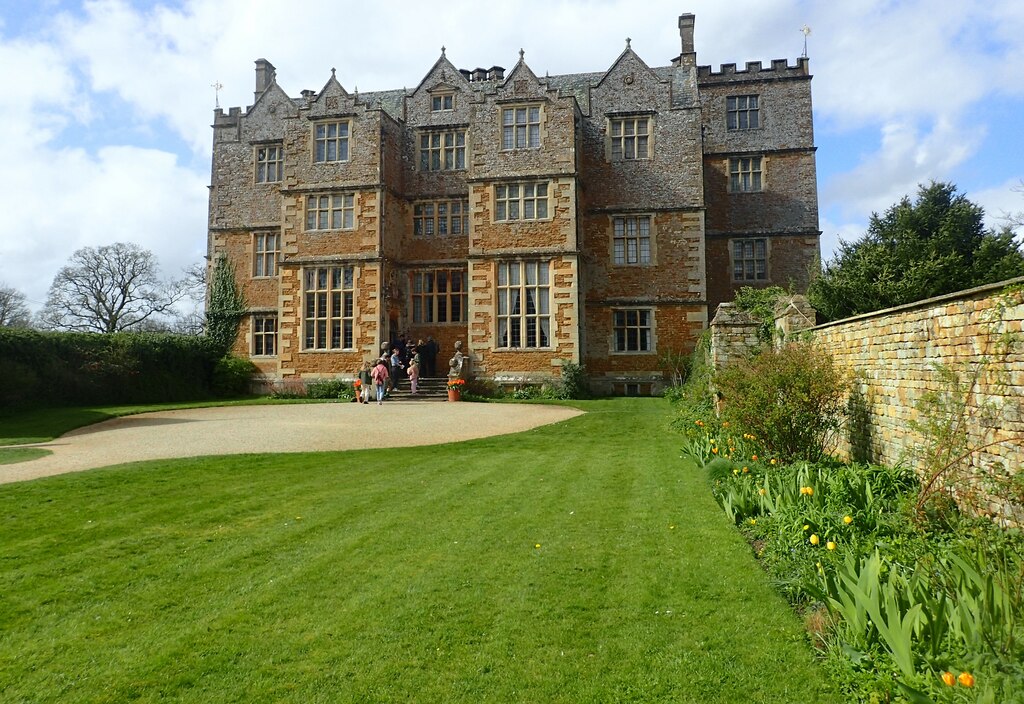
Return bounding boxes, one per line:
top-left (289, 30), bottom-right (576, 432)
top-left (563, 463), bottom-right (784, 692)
top-left (800, 25), bottom-right (811, 58)
top-left (211, 80), bottom-right (223, 108)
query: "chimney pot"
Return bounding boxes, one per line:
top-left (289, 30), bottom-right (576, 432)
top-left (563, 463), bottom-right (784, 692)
top-left (678, 14), bottom-right (695, 60)
top-left (254, 58), bottom-right (277, 100)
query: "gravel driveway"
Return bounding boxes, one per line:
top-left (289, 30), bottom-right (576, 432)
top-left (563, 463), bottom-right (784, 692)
top-left (1, 401), bottom-right (583, 485)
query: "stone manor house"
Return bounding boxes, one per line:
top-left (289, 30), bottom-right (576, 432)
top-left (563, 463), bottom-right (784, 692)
top-left (207, 12), bottom-right (819, 395)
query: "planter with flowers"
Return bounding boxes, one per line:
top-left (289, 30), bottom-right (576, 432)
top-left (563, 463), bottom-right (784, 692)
top-left (446, 377), bottom-right (466, 402)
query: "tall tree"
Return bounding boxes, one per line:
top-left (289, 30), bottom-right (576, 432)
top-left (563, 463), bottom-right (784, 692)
top-left (809, 182), bottom-right (1024, 321)
top-left (205, 254), bottom-right (246, 355)
top-left (0, 283), bottom-right (32, 328)
top-left (39, 242), bottom-right (185, 333)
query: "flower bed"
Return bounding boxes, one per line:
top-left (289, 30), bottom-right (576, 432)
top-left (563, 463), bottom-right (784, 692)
top-left (681, 420), bottom-right (1024, 702)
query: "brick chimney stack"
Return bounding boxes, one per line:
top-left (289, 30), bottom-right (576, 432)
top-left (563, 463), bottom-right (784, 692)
top-left (678, 14), bottom-right (696, 65)
top-left (255, 58), bottom-right (277, 100)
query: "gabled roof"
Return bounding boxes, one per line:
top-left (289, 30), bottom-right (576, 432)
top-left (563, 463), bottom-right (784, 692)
top-left (247, 80), bottom-right (299, 119)
top-left (594, 40), bottom-right (661, 88)
top-left (410, 48), bottom-right (472, 97)
top-left (315, 68), bottom-right (349, 101)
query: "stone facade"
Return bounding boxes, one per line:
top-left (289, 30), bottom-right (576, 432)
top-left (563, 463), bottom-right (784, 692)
top-left (207, 12), bottom-right (819, 394)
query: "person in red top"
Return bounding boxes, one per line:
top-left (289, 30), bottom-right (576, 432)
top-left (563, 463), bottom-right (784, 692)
top-left (370, 358), bottom-right (390, 405)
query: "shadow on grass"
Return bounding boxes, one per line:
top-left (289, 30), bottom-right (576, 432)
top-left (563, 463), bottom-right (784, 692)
top-left (0, 447), bottom-right (52, 465)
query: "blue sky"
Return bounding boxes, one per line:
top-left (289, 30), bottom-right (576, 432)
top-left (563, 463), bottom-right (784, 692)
top-left (1, 0), bottom-right (1022, 313)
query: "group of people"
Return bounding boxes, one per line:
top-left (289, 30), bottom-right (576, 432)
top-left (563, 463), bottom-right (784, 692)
top-left (355, 336), bottom-right (440, 406)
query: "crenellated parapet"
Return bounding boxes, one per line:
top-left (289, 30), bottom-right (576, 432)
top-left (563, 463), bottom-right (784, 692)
top-left (212, 106), bottom-right (241, 127)
top-left (697, 57), bottom-right (810, 84)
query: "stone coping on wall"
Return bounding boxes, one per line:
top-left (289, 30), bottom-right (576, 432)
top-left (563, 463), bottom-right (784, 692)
top-left (808, 276), bottom-right (1024, 332)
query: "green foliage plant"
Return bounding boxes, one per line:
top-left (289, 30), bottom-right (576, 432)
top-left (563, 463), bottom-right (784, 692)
top-left (0, 327), bottom-right (221, 406)
top-left (732, 285), bottom-right (788, 345)
top-left (211, 355), bottom-right (258, 397)
top-left (713, 341), bottom-right (850, 462)
top-left (556, 360), bottom-right (590, 399)
top-left (670, 331), bottom-right (715, 435)
top-left (206, 254), bottom-right (246, 356)
top-left (658, 348), bottom-right (691, 388)
top-left (306, 379), bottom-right (356, 401)
top-left (809, 181), bottom-right (1024, 321)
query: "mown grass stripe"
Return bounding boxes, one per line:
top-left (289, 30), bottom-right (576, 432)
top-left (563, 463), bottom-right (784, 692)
top-left (0, 399), bottom-right (840, 703)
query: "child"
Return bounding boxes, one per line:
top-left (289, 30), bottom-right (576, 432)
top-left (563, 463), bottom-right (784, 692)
top-left (407, 356), bottom-right (420, 394)
top-left (357, 361), bottom-right (373, 404)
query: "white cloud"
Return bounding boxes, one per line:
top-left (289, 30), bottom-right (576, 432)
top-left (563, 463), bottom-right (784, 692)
top-left (970, 178), bottom-right (1024, 235)
top-left (0, 141), bottom-right (207, 310)
top-left (818, 217), bottom-right (866, 264)
top-left (0, 0), bottom-right (1022, 314)
top-left (822, 115), bottom-right (984, 220)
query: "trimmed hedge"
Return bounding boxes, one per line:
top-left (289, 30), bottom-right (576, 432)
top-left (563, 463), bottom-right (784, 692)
top-left (0, 329), bottom-right (224, 407)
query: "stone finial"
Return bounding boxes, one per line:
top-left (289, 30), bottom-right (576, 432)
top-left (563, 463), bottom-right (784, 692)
top-left (331, 67), bottom-right (336, 77)
top-left (626, 37), bottom-right (631, 49)
top-left (441, 45), bottom-right (446, 56)
top-left (519, 48), bottom-right (525, 61)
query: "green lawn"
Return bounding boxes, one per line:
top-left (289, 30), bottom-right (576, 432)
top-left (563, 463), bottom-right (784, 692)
top-left (0, 399), bottom-right (841, 703)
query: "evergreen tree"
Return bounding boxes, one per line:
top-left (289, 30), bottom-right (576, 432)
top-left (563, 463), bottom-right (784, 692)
top-left (810, 182), bottom-right (1024, 321)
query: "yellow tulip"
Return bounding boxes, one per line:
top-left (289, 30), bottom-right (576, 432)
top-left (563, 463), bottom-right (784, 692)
top-left (941, 671), bottom-right (955, 687)
top-left (809, 534), bottom-right (820, 545)
top-left (843, 515), bottom-right (853, 525)
top-left (827, 541), bottom-right (836, 551)
top-left (958, 672), bottom-right (974, 688)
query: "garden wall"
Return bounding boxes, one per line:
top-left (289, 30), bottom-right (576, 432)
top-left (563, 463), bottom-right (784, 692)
top-left (711, 277), bottom-right (1024, 521)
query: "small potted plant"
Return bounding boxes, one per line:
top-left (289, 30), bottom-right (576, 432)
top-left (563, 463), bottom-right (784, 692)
top-left (446, 377), bottom-right (466, 402)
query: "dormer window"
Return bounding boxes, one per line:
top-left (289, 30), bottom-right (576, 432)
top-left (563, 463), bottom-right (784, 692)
top-left (431, 93), bottom-right (454, 112)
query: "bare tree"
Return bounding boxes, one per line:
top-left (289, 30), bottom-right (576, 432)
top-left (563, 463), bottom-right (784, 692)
top-left (39, 243), bottom-right (187, 333)
top-left (1003, 179), bottom-right (1024, 233)
top-left (0, 283), bottom-right (32, 328)
top-left (167, 260), bottom-right (208, 335)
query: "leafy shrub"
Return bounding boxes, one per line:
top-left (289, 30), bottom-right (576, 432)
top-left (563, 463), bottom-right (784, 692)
top-left (511, 385), bottom-right (540, 400)
top-left (0, 328), bottom-right (221, 405)
top-left (733, 285), bottom-right (787, 344)
top-left (306, 379), bottom-right (354, 400)
top-left (211, 355), bottom-right (258, 397)
top-left (465, 378), bottom-right (503, 399)
top-left (714, 341), bottom-right (849, 462)
top-left (556, 360), bottom-right (590, 399)
top-left (670, 331), bottom-right (716, 434)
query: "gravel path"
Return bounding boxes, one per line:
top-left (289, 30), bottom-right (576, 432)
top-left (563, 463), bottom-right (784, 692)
top-left (1, 401), bottom-right (583, 485)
